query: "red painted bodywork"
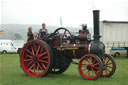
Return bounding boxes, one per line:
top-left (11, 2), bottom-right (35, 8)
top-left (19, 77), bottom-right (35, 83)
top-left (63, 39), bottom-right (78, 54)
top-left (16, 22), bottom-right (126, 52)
top-left (79, 32), bottom-right (88, 41)
top-left (54, 44), bottom-right (89, 59)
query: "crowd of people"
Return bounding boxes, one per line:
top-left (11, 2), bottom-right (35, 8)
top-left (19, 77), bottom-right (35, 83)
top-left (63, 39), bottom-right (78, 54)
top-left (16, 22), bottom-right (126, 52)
top-left (27, 23), bottom-right (48, 42)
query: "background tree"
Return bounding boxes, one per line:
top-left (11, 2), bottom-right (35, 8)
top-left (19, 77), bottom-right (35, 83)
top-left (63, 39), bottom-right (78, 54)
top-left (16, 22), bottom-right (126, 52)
top-left (14, 33), bottom-right (22, 40)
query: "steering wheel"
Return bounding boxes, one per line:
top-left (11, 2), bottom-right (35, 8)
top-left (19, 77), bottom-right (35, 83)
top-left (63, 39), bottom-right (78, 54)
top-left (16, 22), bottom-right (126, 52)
top-left (54, 28), bottom-right (72, 39)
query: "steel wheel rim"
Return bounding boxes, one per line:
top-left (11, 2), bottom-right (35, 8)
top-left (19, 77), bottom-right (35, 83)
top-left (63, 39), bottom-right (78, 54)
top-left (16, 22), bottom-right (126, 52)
top-left (21, 41), bottom-right (50, 77)
top-left (102, 55), bottom-right (114, 77)
top-left (79, 55), bottom-right (102, 80)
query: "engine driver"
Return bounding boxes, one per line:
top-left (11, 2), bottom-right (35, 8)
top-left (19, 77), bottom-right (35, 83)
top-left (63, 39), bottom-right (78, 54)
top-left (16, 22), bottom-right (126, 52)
top-left (39, 23), bottom-right (48, 38)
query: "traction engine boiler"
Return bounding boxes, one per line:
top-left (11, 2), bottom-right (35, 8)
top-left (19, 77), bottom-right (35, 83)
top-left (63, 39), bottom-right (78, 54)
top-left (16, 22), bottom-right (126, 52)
top-left (19, 10), bottom-right (116, 80)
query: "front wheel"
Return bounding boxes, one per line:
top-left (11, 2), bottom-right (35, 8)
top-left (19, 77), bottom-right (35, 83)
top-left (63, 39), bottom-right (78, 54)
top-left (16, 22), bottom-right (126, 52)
top-left (101, 54), bottom-right (116, 77)
top-left (78, 54), bottom-right (103, 80)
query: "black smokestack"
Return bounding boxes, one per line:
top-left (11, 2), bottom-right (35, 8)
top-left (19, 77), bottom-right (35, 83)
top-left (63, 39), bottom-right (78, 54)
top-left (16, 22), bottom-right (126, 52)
top-left (93, 10), bottom-right (101, 41)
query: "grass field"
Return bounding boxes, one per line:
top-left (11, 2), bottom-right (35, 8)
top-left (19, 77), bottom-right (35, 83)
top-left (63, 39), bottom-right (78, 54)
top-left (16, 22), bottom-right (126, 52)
top-left (0, 54), bottom-right (128, 85)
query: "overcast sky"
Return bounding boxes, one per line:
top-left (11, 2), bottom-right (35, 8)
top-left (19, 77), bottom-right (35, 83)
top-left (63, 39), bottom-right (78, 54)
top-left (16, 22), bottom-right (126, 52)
top-left (1, 0), bottom-right (128, 27)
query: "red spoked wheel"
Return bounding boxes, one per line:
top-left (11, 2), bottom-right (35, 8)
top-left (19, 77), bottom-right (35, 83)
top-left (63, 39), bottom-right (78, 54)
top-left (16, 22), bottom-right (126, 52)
top-left (78, 54), bottom-right (103, 80)
top-left (20, 40), bottom-right (53, 77)
top-left (54, 27), bottom-right (72, 39)
top-left (101, 54), bottom-right (116, 77)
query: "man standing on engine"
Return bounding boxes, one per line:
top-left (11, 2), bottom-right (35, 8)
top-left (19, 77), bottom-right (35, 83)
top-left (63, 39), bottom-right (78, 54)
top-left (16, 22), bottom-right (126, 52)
top-left (39, 23), bottom-right (48, 38)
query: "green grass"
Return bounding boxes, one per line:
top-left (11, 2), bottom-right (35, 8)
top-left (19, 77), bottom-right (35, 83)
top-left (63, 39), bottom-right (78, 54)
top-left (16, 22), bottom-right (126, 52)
top-left (0, 54), bottom-right (128, 85)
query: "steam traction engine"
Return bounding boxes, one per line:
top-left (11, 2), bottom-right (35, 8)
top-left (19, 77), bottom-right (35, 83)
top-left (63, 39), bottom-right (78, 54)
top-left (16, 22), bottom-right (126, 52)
top-left (19, 10), bottom-right (116, 80)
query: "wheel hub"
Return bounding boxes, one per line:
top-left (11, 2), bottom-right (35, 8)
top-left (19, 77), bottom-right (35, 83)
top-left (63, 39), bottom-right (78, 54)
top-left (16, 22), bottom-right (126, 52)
top-left (103, 64), bottom-right (107, 70)
top-left (87, 65), bottom-right (92, 70)
top-left (33, 56), bottom-right (38, 61)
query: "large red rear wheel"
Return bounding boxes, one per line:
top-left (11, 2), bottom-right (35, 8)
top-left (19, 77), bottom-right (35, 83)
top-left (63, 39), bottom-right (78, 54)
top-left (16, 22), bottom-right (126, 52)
top-left (20, 40), bottom-right (53, 77)
top-left (101, 54), bottom-right (116, 77)
top-left (78, 54), bottom-right (103, 80)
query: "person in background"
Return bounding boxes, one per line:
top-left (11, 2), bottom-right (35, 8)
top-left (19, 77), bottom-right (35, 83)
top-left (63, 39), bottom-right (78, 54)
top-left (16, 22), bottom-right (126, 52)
top-left (39, 23), bottom-right (48, 38)
top-left (27, 27), bottom-right (34, 42)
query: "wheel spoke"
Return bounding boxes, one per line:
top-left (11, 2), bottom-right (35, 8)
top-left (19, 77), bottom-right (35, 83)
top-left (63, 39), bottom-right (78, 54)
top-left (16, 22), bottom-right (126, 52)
top-left (64, 30), bottom-right (67, 35)
top-left (106, 58), bottom-right (110, 64)
top-left (105, 70), bottom-right (108, 74)
top-left (37, 62), bottom-right (44, 71)
top-left (82, 68), bottom-right (87, 71)
top-left (62, 30), bottom-right (67, 38)
top-left (36, 45), bottom-right (40, 56)
top-left (103, 70), bottom-right (108, 75)
top-left (40, 47), bottom-right (43, 53)
top-left (24, 59), bottom-right (32, 62)
top-left (34, 62), bottom-right (36, 73)
top-left (27, 61), bottom-right (33, 68)
top-left (107, 63), bottom-right (112, 65)
top-left (106, 65), bottom-right (113, 68)
top-left (106, 68), bottom-right (111, 73)
top-left (37, 62), bottom-right (39, 73)
top-left (33, 44), bottom-right (37, 51)
top-left (93, 63), bottom-right (99, 66)
top-left (95, 71), bottom-right (99, 75)
top-left (41, 56), bottom-right (48, 59)
top-left (103, 57), bottom-right (107, 63)
top-left (31, 46), bottom-right (35, 56)
top-left (86, 58), bottom-right (90, 64)
top-left (93, 59), bottom-right (96, 64)
top-left (39, 60), bottom-right (48, 64)
top-left (38, 51), bottom-right (48, 58)
top-left (85, 70), bottom-right (89, 76)
top-left (88, 71), bottom-right (90, 77)
top-left (89, 57), bottom-right (92, 64)
top-left (92, 68), bottom-right (99, 75)
top-left (25, 49), bottom-right (33, 56)
top-left (26, 54), bottom-right (33, 59)
top-left (91, 68), bottom-right (96, 76)
top-left (83, 59), bottom-right (87, 64)
top-left (41, 63), bottom-right (46, 69)
top-left (28, 63), bottom-right (35, 71)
